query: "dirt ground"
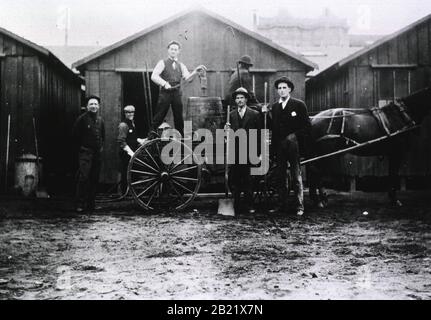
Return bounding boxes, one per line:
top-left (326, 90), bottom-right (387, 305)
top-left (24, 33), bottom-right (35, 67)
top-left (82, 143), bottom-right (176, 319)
top-left (0, 190), bottom-right (430, 300)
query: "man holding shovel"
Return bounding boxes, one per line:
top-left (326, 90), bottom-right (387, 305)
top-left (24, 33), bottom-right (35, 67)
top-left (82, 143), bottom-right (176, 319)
top-left (227, 87), bottom-right (262, 214)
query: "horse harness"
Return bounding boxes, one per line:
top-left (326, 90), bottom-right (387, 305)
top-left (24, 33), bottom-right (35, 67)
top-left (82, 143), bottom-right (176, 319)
top-left (314, 101), bottom-right (417, 146)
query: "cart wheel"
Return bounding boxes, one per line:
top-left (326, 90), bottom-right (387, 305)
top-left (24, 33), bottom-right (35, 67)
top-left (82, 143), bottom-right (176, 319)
top-left (128, 138), bottom-right (202, 211)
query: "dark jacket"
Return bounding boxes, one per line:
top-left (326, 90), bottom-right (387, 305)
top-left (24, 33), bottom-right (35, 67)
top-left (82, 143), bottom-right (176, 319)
top-left (270, 97), bottom-right (311, 156)
top-left (117, 119), bottom-right (139, 152)
top-left (225, 69), bottom-right (258, 105)
top-left (72, 111), bottom-right (105, 152)
top-left (229, 106), bottom-right (262, 164)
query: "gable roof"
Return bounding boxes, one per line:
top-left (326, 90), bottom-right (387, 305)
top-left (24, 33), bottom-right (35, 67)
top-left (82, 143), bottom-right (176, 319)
top-left (0, 26), bottom-right (49, 56)
top-left (0, 26), bottom-right (81, 82)
top-left (309, 13), bottom-right (431, 79)
top-left (72, 7), bottom-right (316, 71)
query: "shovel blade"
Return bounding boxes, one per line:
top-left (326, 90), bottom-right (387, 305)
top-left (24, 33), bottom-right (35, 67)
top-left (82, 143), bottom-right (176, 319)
top-left (218, 198), bottom-right (235, 216)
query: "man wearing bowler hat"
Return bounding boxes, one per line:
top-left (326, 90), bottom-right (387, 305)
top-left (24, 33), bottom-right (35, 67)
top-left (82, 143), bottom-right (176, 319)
top-left (226, 55), bottom-right (258, 106)
top-left (228, 87), bottom-right (262, 214)
top-left (270, 77), bottom-right (311, 216)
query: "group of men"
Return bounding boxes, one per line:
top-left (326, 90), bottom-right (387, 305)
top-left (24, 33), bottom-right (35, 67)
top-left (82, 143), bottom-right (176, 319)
top-left (72, 40), bottom-right (311, 216)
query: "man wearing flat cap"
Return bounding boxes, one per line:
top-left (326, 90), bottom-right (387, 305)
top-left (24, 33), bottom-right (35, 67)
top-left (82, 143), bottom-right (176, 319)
top-left (117, 105), bottom-right (146, 195)
top-left (270, 77), bottom-right (311, 216)
top-left (225, 55), bottom-right (258, 106)
top-left (228, 87), bottom-right (262, 214)
top-left (72, 95), bottom-right (105, 212)
top-left (149, 40), bottom-right (207, 138)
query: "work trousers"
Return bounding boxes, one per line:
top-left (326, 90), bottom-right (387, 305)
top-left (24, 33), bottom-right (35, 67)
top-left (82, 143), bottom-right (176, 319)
top-left (119, 152), bottom-right (131, 195)
top-left (276, 134), bottom-right (304, 211)
top-left (150, 89), bottom-right (184, 136)
top-left (229, 164), bottom-right (254, 211)
top-left (76, 147), bottom-right (101, 209)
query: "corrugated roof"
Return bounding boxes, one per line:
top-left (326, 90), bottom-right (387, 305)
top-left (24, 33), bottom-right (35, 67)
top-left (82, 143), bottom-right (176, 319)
top-left (72, 7), bottom-right (317, 71)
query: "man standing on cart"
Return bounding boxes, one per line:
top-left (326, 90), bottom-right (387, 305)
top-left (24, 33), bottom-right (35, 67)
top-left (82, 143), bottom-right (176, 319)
top-left (149, 40), bottom-right (207, 138)
top-left (270, 77), bottom-right (311, 216)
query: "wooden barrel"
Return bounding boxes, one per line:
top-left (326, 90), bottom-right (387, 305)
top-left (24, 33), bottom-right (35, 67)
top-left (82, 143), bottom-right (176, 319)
top-left (185, 97), bottom-right (224, 135)
top-left (185, 97), bottom-right (225, 176)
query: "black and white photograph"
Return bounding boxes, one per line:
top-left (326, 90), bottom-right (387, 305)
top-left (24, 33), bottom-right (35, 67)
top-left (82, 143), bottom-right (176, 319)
top-left (0, 0), bottom-right (430, 304)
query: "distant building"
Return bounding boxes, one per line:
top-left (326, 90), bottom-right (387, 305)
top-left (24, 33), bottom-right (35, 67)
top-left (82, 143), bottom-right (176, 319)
top-left (256, 8), bottom-right (350, 48)
top-left (255, 8), bottom-right (382, 75)
top-left (46, 46), bottom-right (103, 68)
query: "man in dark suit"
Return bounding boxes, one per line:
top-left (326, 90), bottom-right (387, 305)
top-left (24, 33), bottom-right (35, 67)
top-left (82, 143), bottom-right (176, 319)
top-left (72, 95), bottom-right (105, 212)
top-left (228, 87), bottom-right (262, 214)
top-left (270, 77), bottom-right (311, 216)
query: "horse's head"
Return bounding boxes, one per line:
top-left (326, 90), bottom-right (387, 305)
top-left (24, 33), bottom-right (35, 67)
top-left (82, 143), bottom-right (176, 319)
top-left (399, 87), bottom-right (431, 124)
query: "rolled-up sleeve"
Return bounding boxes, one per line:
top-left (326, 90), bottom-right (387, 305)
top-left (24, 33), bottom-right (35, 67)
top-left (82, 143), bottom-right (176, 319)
top-left (117, 122), bottom-right (129, 149)
top-left (180, 63), bottom-right (190, 79)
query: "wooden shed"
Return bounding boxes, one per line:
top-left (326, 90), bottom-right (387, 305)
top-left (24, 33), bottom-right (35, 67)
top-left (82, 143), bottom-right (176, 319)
top-left (0, 27), bottom-right (83, 194)
top-left (73, 8), bottom-right (316, 184)
top-left (305, 14), bottom-right (431, 189)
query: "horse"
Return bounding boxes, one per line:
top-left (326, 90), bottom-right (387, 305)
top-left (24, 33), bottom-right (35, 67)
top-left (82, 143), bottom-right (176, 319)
top-left (305, 87), bottom-right (431, 207)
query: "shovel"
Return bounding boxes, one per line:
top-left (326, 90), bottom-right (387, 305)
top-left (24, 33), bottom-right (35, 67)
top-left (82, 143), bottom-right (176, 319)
top-left (33, 117), bottom-right (50, 198)
top-left (218, 105), bottom-right (235, 216)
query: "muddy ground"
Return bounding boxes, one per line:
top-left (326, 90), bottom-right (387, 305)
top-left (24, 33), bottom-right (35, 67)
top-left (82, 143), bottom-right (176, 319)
top-left (0, 190), bottom-right (430, 300)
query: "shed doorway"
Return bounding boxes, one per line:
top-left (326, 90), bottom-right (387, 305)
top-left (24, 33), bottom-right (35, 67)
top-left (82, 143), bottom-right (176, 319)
top-left (121, 72), bottom-right (159, 137)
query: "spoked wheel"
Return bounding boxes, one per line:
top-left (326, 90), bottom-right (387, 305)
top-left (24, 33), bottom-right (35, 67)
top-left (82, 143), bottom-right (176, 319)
top-left (128, 138), bottom-right (202, 211)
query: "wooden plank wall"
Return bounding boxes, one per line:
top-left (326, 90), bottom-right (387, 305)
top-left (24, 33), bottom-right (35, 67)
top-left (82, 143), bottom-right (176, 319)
top-left (38, 57), bottom-right (82, 192)
top-left (80, 11), bottom-right (310, 183)
top-left (305, 17), bottom-right (431, 180)
top-left (0, 31), bottom-right (82, 192)
top-left (0, 33), bottom-right (33, 190)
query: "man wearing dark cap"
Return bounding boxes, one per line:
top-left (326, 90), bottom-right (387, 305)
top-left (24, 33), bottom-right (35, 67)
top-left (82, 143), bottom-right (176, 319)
top-left (225, 55), bottom-right (258, 106)
top-left (72, 95), bottom-right (105, 212)
top-left (117, 105), bottom-right (146, 195)
top-left (270, 77), bottom-right (311, 216)
top-left (149, 40), bottom-right (207, 137)
top-left (228, 87), bottom-right (262, 214)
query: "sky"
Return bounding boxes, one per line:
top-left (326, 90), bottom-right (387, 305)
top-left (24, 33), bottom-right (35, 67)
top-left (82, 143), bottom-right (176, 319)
top-left (0, 0), bottom-right (430, 46)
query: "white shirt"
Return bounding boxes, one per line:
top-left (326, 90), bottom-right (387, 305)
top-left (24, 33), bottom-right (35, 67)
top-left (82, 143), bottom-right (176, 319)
top-left (151, 59), bottom-right (191, 87)
top-left (238, 106), bottom-right (246, 119)
top-left (279, 96), bottom-right (291, 110)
